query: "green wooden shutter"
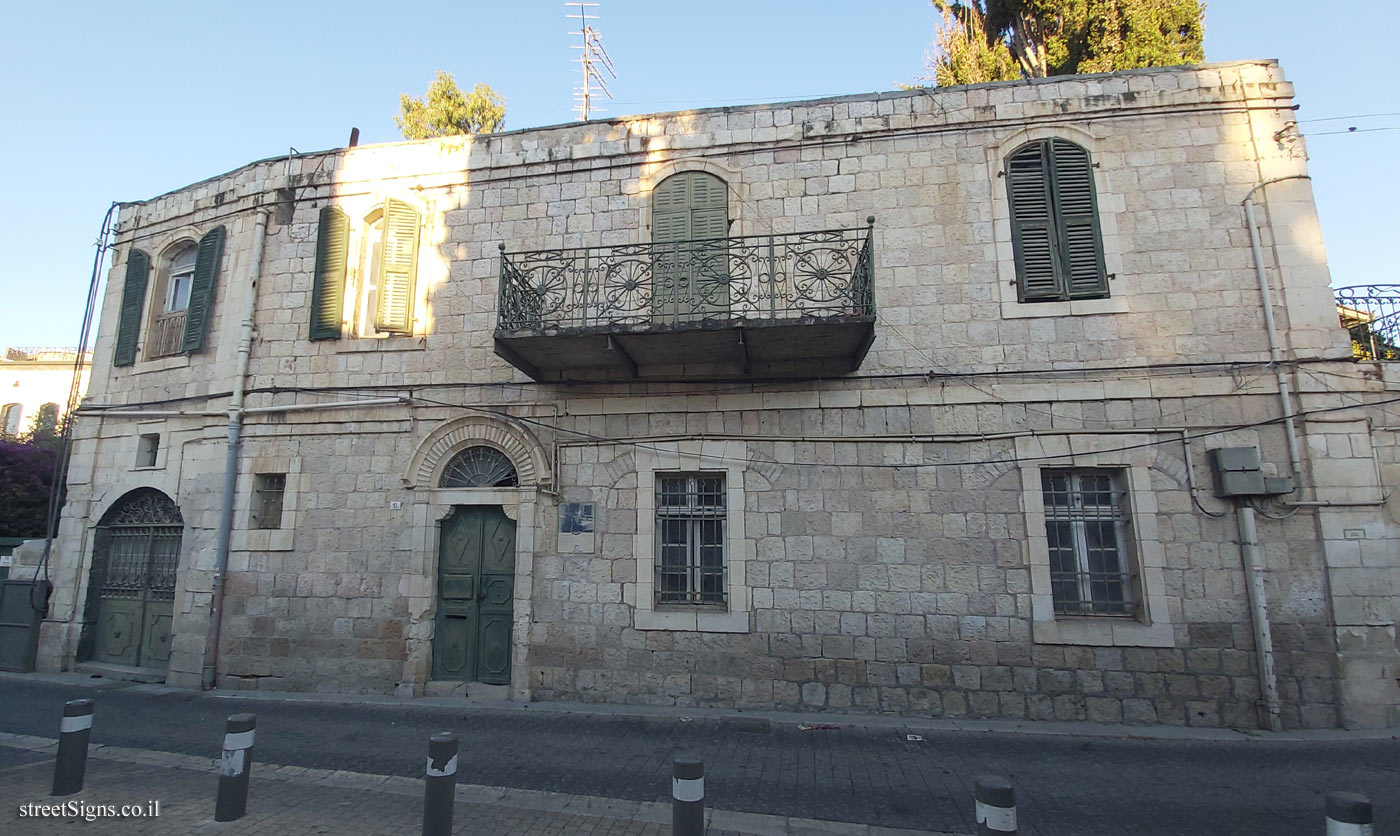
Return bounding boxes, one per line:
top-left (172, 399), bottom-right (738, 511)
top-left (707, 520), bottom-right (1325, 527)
top-left (182, 226), bottom-right (226, 352)
top-left (1049, 139), bottom-right (1108, 299)
top-left (113, 249), bottom-right (150, 366)
top-left (1007, 142), bottom-right (1062, 301)
top-left (374, 200), bottom-right (420, 334)
top-left (650, 172), bottom-right (729, 321)
top-left (310, 207), bottom-right (349, 340)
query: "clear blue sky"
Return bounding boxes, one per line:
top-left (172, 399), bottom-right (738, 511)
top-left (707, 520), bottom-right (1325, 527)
top-left (1, 1), bottom-right (1395, 348)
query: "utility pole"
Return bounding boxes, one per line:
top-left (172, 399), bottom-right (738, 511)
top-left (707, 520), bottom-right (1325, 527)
top-left (566, 2), bottom-right (616, 121)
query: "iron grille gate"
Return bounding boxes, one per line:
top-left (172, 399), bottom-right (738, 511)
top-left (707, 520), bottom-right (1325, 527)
top-left (89, 490), bottom-right (183, 669)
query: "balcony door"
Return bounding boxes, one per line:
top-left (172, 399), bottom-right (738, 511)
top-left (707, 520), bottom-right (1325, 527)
top-left (652, 171), bottom-right (730, 323)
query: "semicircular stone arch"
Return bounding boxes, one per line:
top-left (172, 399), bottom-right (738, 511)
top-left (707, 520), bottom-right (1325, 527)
top-left (405, 415), bottom-right (552, 489)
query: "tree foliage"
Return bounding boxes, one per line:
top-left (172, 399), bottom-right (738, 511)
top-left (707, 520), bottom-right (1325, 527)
top-left (923, 0), bottom-right (1205, 86)
top-left (396, 71), bottom-right (506, 140)
top-left (0, 441), bottom-right (57, 538)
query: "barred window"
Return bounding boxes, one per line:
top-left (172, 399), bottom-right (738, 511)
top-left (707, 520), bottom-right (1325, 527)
top-left (655, 474), bottom-right (726, 607)
top-left (251, 473), bottom-right (287, 530)
top-left (1041, 469), bottom-right (1135, 616)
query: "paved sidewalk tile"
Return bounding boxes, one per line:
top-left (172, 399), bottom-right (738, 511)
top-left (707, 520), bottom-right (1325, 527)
top-left (2, 745), bottom-right (934, 836)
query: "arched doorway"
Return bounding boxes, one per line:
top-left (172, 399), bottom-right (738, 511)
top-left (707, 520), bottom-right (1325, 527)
top-left (433, 446), bottom-right (517, 685)
top-left (82, 489), bottom-right (183, 669)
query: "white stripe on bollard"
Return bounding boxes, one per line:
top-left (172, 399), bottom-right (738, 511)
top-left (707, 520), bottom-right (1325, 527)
top-left (1327, 822), bottom-right (1373, 836)
top-left (223, 730), bottom-right (255, 750)
top-left (59, 715), bottom-right (93, 733)
top-left (672, 777), bottom-right (704, 803)
top-left (425, 754), bottom-right (458, 778)
top-left (976, 800), bottom-right (1017, 833)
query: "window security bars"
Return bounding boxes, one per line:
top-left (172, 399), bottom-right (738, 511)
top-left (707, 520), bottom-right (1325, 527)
top-left (498, 222), bottom-right (875, 331)
top-left (1041, 469), bottom-right (1135, 616)
top-left (251, 473), bottom-right (287, 530)
top-left (147, 311), bottom-right (187, 358)
top-left (655, 474), bottom-right (726, 606)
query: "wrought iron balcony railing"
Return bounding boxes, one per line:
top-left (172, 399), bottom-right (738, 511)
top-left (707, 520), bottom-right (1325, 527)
top-left (1335, 285), bottom-right (1400, 361)
top-left (497, 218), bottom-right (875, 333)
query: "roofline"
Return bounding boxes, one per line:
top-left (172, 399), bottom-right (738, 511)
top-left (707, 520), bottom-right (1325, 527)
top-left (117, 60), bottom-right (1281, 208)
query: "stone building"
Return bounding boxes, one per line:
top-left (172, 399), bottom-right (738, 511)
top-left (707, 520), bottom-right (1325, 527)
top-left (25, 60), bottom-right (1400, 728)
top-left (0, 347), bottom-right (91, 438)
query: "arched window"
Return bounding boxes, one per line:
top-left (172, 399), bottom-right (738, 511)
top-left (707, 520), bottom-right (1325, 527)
top-left (440, 446), bottom-right (518, 488)
top-left (1006, 138), bottom-right (1107, 302)
top-left (164, 244), bottom-right (198, 313)
top-left (651, 171), bottom-right (730, 321)
top-left (1, 403), bottom-right (21, 436)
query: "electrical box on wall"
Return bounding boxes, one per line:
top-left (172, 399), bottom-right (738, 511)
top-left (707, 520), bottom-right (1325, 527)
top-left (1207, 447), bottom-right (1294, 498)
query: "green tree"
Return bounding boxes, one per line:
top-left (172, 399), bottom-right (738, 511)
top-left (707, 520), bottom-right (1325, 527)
top-left (923, 0), bottom-right (1204, 86)
top-left (396, 71), bottom-right (506, 140)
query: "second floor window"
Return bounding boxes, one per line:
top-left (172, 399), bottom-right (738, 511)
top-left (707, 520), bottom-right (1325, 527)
top-left (1006, 138), bottom-right (1108, 302)
top-left (164, 245), bottom-right (197, 313)
top-left (651, 171), bottom-right (730, 323)
top-left (309, 201), bottom-right (421, 340)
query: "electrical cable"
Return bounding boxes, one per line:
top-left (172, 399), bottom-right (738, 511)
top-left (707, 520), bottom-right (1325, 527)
top-left (33, 203), bottom-right (117, 613)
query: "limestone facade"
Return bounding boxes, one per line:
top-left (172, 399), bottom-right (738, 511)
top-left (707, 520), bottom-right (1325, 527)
top-left (27, 60), bottom-right (1400, 728)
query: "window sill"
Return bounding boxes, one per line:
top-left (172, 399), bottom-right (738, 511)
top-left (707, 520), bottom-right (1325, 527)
top-left (1033, 617), bottom-right (1173, 648)
top-left (1000, 296), bottom-right (1127, 320)
top-left (634, 609), bottom-right (749, 633)
top-left (334, 336), bottom-right (426, 353)
top-left (232, 528), bottom-right (294, 552)
top-left (129, 354), bottom-right (192, 374)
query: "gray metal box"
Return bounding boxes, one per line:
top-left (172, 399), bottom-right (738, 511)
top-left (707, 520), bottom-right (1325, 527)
top-left (1209, 447), bottom-right (1265, 497)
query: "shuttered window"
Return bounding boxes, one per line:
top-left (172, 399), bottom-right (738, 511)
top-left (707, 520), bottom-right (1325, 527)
top-left (113, 249), bottom-right (150, 367)
top-left (181, 226), bottom-right (226, 352)
top-left (310, 207), bottom-right (349, 340)
top-left (1007, 139), bottom-right (1107, 302)
top-left (651, 171), bottom-right (730, 322)
top-left (372, 199), bottom-right (420, 334)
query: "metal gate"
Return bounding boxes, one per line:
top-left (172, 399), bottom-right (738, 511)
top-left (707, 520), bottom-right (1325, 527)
top-left (89, 490), bottom-right (183, 669)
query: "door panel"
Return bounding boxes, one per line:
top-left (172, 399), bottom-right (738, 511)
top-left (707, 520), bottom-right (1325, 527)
top-left (434, 506), bottom-right (515, 683)
top-left (94, 522), bottom-right (183, 669)
top-left (96, 603), bottom-right (140, 666)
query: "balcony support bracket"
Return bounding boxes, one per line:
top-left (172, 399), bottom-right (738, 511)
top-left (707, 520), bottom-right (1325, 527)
top-left (607, 335), bottom-right (639, 379)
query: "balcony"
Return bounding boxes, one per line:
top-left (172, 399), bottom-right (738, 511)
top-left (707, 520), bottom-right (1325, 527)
top-left (494, 219), bottom-right (876, 381)
top-left (146, 312), bottom-right (187, 359)
top-left (1336, 285), bottom-right (1400, 361)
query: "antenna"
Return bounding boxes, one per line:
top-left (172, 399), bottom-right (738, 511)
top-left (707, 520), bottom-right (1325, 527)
top-left (566, 2), bottom-right (616, 121)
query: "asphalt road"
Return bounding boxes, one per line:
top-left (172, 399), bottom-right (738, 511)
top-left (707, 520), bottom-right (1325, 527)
top-left (2, 676), bottom-right (1395, 835)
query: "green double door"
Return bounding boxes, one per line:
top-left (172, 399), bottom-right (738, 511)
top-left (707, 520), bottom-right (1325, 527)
top-left (434, 506), bottom-right (515, 685)
top-left (93, 524), bottom-right (181, 669)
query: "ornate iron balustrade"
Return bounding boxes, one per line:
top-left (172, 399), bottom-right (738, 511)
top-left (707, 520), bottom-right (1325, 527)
top-left (1335, 285), bottom-right (1400, 361)
top-left (498, 218), bottom-right (875, 332)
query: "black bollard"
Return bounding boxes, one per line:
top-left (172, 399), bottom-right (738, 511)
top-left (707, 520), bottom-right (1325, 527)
top-left (1326, 791), bottom-right (1373, 836)
top-left (422, 731), bottom-right (458, 836)
top-left (672, 756), bottom-right (705, 836)
top-left (214, 714), bottom-right (256, 822)
top-left (51, 699), bottom-right (95, 796)
top-left (975, 775), bottom-right (1017, 835)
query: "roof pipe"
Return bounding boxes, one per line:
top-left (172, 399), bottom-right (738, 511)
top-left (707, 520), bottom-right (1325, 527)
top-left (202, 208), bottom-right (269, 691)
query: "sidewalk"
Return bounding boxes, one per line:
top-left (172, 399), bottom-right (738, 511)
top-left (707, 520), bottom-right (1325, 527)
top-left (0, 734), bottom-right (941, 836)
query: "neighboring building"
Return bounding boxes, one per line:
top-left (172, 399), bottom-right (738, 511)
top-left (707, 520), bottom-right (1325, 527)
top-left (0, 348), bottom-right (91, 437)
top-left (24, 61), bottom-right (1400, 728)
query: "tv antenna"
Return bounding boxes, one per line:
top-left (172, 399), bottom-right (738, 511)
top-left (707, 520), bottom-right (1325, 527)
top-left (566, 2), bottom-right (616, 121)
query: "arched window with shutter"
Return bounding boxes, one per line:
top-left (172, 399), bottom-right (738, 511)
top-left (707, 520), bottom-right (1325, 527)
top-left (1006, 138), bottom-right (1107, 302)
top-left (651, 171), bottom-right (730, 322)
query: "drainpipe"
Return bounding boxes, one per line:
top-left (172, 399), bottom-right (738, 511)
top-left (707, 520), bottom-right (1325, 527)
top-left (201, 208), bottom-right (269, 690)
top-left (1236, 502), bottom-right (1284, 731)
top-left (1242, 176), bottom-right (1311, 484)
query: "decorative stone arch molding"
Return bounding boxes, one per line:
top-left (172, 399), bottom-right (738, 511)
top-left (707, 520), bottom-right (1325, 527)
top-left (403, 414), bottom-right (552, 490)
top-left (636, 157), bottom-right (747, 242)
